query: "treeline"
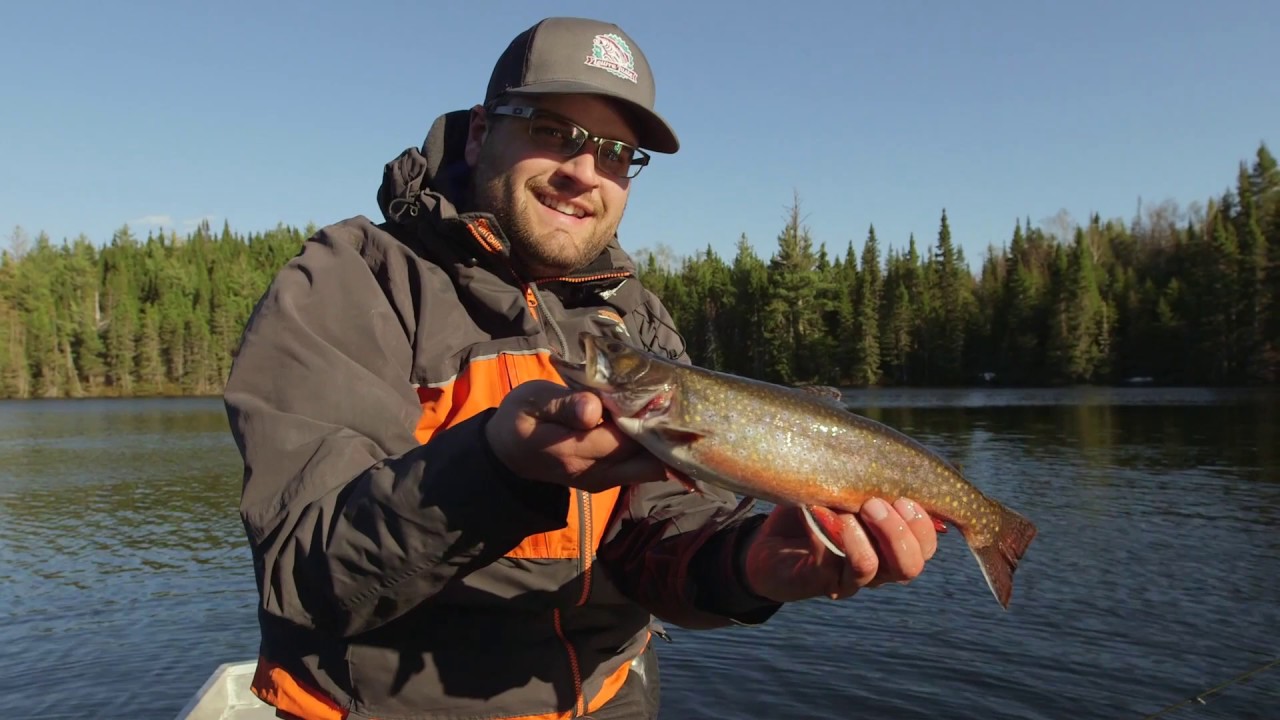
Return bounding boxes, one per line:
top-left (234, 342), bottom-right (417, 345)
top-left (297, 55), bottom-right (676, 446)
top-left (637, 143), bottom-right (1280, 387)
top-left (0, 221), bottom-right (311, 398)
top-left (1, 144), bottom-right (1277, 398)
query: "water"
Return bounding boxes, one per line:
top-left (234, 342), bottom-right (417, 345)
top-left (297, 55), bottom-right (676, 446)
top-left (1, 390), bottom-right (1277, 719)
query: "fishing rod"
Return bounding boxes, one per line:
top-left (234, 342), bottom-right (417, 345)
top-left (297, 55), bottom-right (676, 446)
top-left (1139, 656), bottom-right (1279, 719)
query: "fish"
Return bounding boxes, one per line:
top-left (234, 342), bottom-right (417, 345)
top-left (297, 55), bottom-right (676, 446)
top-left (551, 332), bottom-right (1038, 609)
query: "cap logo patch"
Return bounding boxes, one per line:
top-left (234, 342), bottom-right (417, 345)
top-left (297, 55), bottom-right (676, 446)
top-left (584, 33), bottom-right (638, 84)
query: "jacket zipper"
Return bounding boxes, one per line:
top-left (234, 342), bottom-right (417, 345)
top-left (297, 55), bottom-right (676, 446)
top-left (522, 279), bottom-right (591, 716)
top-left (558, 489), bottom-right (593, 717)
top-left (525, 281), bottom-right (593, 597)
top-left (542, 270), bottom-right (632, 284)
top-left (526, 281), bottom-right (568, 359)
top-left (469, 218), bottom-right (628, 715)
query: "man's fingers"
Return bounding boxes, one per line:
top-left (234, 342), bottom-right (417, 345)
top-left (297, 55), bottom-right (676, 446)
top-left (837, 511), bottom-right (880, 589)
top-left (525, 385), bottom-right (603, 431)
top-left (490, 380), bottom-right (672, 491)
top-left (574, 450), bottom-right (668, 491)
top-left (893, 497), bottom-right (938, 561)
top-left (858, 497), bottom-right (925, 583)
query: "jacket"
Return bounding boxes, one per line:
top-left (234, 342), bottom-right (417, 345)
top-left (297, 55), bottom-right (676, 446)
top-left (223, 109), bottom-right (781, 720)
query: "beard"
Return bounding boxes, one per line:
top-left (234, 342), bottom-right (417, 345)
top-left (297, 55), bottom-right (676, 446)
top-left (470, 141), bottom-right (622, 278)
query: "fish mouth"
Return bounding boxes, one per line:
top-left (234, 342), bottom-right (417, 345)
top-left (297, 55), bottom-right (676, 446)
top-left (550, 333), bottom-right (612, 391)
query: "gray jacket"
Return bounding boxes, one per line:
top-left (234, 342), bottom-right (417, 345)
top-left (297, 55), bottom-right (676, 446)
top-left (223, 110), bottom-right (779, 719)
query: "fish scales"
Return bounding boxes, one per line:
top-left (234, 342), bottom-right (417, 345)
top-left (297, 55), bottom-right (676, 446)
top-left (552, 333), bottom-right (1038, 608)
top-left (674, 368), bottom-right (1001, 538)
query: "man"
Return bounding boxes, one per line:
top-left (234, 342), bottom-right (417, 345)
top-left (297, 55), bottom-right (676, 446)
top-left (224, 16), bottom-right (937, 720)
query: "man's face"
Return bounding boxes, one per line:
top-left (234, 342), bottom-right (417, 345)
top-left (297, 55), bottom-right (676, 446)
top-left (465, 94), bottom-right (637, 278)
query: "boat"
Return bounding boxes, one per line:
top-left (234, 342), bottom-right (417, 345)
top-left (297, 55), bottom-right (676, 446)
top-left (173, 660), bottom-right (275, 720)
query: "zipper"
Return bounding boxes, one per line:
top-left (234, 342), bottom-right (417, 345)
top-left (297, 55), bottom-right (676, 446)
top-left (555, 489), bottom-right (594, 717)
top-left (576, 490), bottom-right (593, 605)
top-left (543, 269), bottom-right (632, 284)
top-left (523, 285), bottom-right (540, 322)
top-left (553, 608), bottom-right (586, 716)
top-left (522, 283), bottom-right (594, 599)
top-left (520, 282), bottom-right (593, 604)
top-left (525, 281), bottom-right (568, 359)
top-left (520, 278), bottom-right (590, 715)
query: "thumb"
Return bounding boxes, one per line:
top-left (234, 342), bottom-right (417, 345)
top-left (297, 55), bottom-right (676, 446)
top-left (531, 388), bottom-right (604, 431)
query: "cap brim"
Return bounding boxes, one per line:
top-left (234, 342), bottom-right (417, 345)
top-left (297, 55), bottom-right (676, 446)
top-left (505, 81), bottom-right (680, 154)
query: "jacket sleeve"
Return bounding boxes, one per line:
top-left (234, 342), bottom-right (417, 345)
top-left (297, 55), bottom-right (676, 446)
top-left (595, 289), bottom-right (782, 630)
top-left (224, 220), bottom-right (568, 638)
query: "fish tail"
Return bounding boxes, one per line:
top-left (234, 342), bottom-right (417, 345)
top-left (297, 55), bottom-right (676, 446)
top-left (965, 505), bottom-right (1038, 609)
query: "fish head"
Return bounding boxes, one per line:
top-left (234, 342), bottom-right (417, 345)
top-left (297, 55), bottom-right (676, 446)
top-left (551, 332), bottom-right (679, 422)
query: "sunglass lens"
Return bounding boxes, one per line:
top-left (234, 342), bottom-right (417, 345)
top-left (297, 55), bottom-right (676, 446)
top-left (528, 116), bottom-right (585, 155)
top-left (597, 142), bottom-right (634, 177)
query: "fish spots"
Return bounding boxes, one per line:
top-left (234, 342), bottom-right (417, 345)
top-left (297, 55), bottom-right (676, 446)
top-left (692, 439), bottom-right (844, 506)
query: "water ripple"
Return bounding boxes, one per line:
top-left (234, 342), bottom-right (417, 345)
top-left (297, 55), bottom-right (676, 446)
top-left (2, 393), bottom-right (1278, 719)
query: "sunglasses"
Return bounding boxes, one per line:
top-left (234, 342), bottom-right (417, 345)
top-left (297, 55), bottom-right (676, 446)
top-left (488, 105), bottom-right (651, 180)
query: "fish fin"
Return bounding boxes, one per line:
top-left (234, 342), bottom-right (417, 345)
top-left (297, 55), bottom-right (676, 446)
top-left (663, 466), bottom-right (701, 494)
top-left (966, 505), bottom-right (1038, 609)
top-left (793, 384), bottom-right (846, 407)
top-left (654, 424), bottom-right (710, 444)
top-left (933, 517), bottom-right (948, 534)
top-left (801, 505), bottom-right (847, 558)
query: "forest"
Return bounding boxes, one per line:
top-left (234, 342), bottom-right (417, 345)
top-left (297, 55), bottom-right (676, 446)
top-left (1, 143), bottom-right (1277, 398)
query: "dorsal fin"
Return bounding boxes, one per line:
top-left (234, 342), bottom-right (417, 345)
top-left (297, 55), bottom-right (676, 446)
top-left (793, 384), bottom-right (847, 408)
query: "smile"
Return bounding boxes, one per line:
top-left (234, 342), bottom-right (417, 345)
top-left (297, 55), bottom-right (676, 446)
top-left (534, 191), bottom-right (589, 219)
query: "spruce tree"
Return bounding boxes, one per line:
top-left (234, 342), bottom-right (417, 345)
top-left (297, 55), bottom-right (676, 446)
top-left (853, 225), bottom-right (882, 385)
top-left (763, 198), bottom-right (820, 384)
top-left (728, 235), bottom-right (769, 379)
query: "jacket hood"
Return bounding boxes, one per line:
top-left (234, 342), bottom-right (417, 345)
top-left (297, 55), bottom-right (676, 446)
top-left (376, 110), bottom-right (471, 228)
top-left (375, 110), bottom-right (639, 280)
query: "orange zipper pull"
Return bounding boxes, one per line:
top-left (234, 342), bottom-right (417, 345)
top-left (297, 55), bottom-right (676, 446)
top-left (523, 285), bottom-right (540, 320)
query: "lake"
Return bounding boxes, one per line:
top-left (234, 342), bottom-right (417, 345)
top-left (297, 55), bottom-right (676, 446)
top-left (1, 389), bottom-right (1277, 719)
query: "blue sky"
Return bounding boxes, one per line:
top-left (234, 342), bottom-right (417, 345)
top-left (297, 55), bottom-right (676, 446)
top-left (2, 1), bottom-right (1277, 269)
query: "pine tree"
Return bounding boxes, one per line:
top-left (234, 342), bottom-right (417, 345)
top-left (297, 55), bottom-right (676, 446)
top-left (1252, 144), bottom-right (1280, 375)
top-left (763, 198), bottom-right (820, 383)
top-left (806, 243), bottom-right (844, 385)
top-left (929, 210), bottom-right (969, 383)
top-left (903, 235), bottom-right (933, 384)
top-left (881, 246), bottom-right (917, 386)
top-left (102, 226), bottom-right (141, 394)
top-left (135, 304), bottom-right (164, 393)
top-left (21, 233), bottom-right (62, 396)
top-left (0, 251), bottom-right (29, 397)
top-left (973, 245), bottom-right (1004, 380)
top-left (1194, 202), bottom-right (1241, 382)
top-left (1235, 163), bottom-right (1271, 381)
top-left (1066, 228), bottom-right (1106, 382)
top-left (679, 247), bottom-right (733, 371)
top-left (834, 240), bottom-right (859, 383)
top-left (853, 225), bottom-right (882, 385)
top-left (728, 235), bottom-right (769, 379)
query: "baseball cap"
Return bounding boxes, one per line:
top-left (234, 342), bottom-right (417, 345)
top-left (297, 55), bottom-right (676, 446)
top-left (485, 17), bottom-right (680, 154)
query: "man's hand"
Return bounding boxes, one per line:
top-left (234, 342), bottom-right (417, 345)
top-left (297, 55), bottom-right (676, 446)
top-left (742, 498), bottom-right (939, 603)
top-left (485, 380), bottom-right (668, 492)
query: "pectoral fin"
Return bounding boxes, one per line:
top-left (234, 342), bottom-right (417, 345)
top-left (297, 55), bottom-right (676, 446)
top-left (801, 505), bottom-right (847, 558)
top-left (654, 424), bottom-right (710, 444)
top-left (663, 466), bottom-right (701, 494)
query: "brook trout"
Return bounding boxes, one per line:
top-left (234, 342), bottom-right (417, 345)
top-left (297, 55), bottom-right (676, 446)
top-left (552, 332), bottom-right (1038, 608)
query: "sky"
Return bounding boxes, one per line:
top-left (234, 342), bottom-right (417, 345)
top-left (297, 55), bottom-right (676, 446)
top-left (2, 0), bottom-right (1277, 269)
